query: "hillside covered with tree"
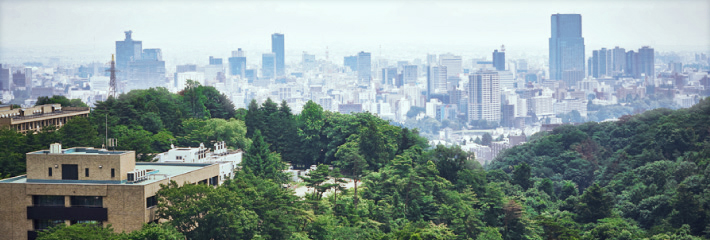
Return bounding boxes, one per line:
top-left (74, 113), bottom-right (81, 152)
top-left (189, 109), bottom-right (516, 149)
top-left (4, 87), bottom-right (708, 239)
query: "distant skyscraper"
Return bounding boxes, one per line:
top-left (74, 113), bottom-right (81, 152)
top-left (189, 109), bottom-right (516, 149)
top-left (115, 31), bottom-right (165, 91)
top-left (403, 65), bottom-right (418, 85)
top-left (468, 71), bottom-right (501, 123)
top-left (271, 33), bottom-right (285, 76)
top-left (209, 56), bottom-right (223, 65)
top-left (344, 56), bottom-right (358, 72)
top-left (612, 46), bottom-right (626, 74)
top-left (591, 48), bottom-right (609, 78)
top-left (427, 65), bottom-right (447, 98)
top-left (12, 70), bottom-right (25, 89)
top-left (382, 67), bottom-right (397, 85)
top-left (115, 31), bottom-right (142, 72)
top-left (229, 48), bottom-right (247, 77)
top-left (427, 54), bottom-right (437, 66)
top-left (439, 54), bottom-right (462, 77)
top-left (302, 52), bottom-right (316, 72)
top-left (625, 50), bottom-right (640, 78)
top-left (174, 64), bottom-right (197, 87)
top-left (493, 49), bottom-right (505, 71)
top-left (638, 46), bottom-right (655, 79)
top-left (549, 14), bottom-right (585, 80)
top-left (0, 64), bottom-right (9, 91)
top-left (262, 53), bottom-right (276, 79)
top-left (357, 51), bottom-right (371, 85)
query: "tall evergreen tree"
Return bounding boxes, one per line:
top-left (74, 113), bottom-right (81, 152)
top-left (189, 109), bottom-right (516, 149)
top-left (241, 130), bottom-right (287, 183)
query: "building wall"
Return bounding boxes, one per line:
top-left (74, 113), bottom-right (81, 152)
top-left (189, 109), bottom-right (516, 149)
top-left (0, 163), bottom-right (220, 240)
top-left (27, 152), bottom-right (134, 182)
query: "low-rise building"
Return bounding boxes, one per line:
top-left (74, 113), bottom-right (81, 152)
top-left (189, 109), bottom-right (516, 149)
top-left (154, 141), bottom-right (242, 182)
top-left (0, 143), bottom-right (221, 240)
top-left (0, 104), bottom-right (90, 133)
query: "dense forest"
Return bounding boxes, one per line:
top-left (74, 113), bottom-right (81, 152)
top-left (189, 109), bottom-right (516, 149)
top-left (2, 83), bottom-right (708, 239)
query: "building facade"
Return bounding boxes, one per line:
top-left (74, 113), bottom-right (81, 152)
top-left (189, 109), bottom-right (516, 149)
top-left (0, 144), bottom-right (221, 240)
top-left (549, 14), bottom-right (585, 80)
top-left (357, 51), bottom-right (371, 85)
top-left (467, 71), bottom-right (501, 123)
top-left (271, 33), bottom-right (285, 76)
top-left (0, 104), bottom-right (90, 134)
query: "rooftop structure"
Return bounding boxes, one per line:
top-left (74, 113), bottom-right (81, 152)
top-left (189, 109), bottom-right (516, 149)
top-left (154, 141), bottom-right (243, 182)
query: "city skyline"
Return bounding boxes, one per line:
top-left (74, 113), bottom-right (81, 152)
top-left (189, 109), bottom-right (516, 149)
top-left (1, 0), bottom-right (709, 65)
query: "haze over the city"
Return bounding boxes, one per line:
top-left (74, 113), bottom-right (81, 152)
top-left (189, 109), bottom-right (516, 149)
top-left (1, 0), bottom-right (709, 65)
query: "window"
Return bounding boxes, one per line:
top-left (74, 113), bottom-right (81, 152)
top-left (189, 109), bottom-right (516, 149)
top-left (33, 195), bottom-right (65, 207)
top-left (34, 219), bottom-right (64, 230)
top-left (111, 169), bottom-right (115, 178)
top-left (48, 167), bottom-right (52, 177)
top-left (70, 220), bottom-right (101, 225)
top-left (146, 196), bottom-right (157, 208)
top-left (85, 168), bottom-right (89, 177)
top-left (70, 196), bottom-right (102, 208)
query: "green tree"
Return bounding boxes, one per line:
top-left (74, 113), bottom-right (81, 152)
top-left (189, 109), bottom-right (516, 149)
top-left (36, 95), bottom-right (88, 107)
top-left (576, 183), bottom-right (613, 223)
top-left (481, 133), bottom-right (493, 146)
top-left (37, 223), bottom-right (118, 240)
top-left (241, 130), bottom-right (287, 183)
top-left (59, 117), bottom-right (100, 148)
top-left (512, 162), bottom-right (532, 190)
top-left (298, 100), bottom-right (325, 167)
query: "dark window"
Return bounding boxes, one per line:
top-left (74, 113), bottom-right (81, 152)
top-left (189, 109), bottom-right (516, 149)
top-left (111, 169), bottom-right (115, 178)
top-left (70, 196), bottom-right (102, 208)
top-left (33, 195), bottom-right (65, 206)
top-left (34, 219), bottom-right (64, 231)
top-left (48, 168), bottom-right (52, 177)
top-left (70, 220), bottom-right (101, 225)
top-left (85, 168), bottom-right (89, 177)
top-left (61, 164), bottom-right (78, 180)
top-left (146, 196), bottom-right (157, 208)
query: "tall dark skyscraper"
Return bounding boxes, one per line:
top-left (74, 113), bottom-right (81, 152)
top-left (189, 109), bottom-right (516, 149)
top-left (344, 56), bottom-right (358, 72)
top-left (549, 14), bottom-right (585, 80)
top-left (492, 49), bottom-right (505, 71)
top-left (638, 46), bottom-right (655, 79)
top-left (0, 64), bottom-right (9, 91)
top-left (115, 31), bottom-right (166, 91)
top-left (271, 33), bottom-right (285, 76)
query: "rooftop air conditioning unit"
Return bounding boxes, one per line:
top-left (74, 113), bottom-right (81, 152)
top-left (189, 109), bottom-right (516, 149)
top-left (127, 169), bottom-right (147, 183)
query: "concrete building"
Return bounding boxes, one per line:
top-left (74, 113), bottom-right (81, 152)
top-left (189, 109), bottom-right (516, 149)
top-left (468, 71), bottom-right (501, 123)
top-left (0, 144), bottom-right (222, 240)
top-left (493, 49), bottom-right (505, 71)
top-left (0, 104), bottom-right (90, 134)
top-left (439, 54), bottom-right (462, 78)
top-left (155, 142), bottom-right (242, 182)
top-left (0, 64), bottom-right (10, 91)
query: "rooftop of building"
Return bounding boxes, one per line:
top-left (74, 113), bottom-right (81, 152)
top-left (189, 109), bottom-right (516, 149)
top-left (29, 147), bottom-right (129, 155)
top-left (0, 162), bottom-right (213, 185)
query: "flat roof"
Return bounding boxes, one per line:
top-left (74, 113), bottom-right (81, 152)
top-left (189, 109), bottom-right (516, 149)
top-left (0, 162), bottom-right (214, 185)
top-left (29, 147), bottom-right (129, 155)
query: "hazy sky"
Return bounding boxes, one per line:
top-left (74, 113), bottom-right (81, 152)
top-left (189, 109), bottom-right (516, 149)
top-left (1, 0), bottom-right (708, 65)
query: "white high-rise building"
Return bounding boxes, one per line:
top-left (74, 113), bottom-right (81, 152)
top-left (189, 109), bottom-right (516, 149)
top-left (467, 71), bottom-right (501, 123)
top-left (439, 53), bottom-right (462, 78)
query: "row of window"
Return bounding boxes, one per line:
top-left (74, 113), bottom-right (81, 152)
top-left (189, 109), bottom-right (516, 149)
top-left (33, 195), bottom-right (103, 208)
top-left (34, 219), bottom-right (101, 231)
top-left (48, 167), bottom-right (116, 178)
